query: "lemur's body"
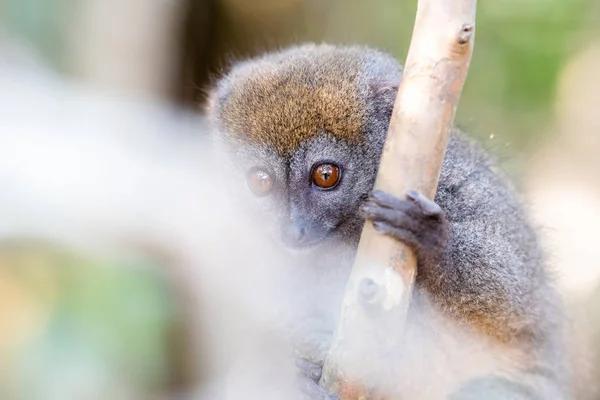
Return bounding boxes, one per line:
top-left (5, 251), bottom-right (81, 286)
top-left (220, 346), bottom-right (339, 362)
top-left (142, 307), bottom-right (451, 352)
top-left (207, 44), bottom-right (569, 399)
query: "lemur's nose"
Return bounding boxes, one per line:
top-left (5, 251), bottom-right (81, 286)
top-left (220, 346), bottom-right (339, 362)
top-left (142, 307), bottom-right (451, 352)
top-left (282, 220), bottom-right (308, 246)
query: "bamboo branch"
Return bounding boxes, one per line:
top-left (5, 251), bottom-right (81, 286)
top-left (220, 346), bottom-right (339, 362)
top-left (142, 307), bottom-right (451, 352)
top-left (320, 1), bottom-right (477, 399)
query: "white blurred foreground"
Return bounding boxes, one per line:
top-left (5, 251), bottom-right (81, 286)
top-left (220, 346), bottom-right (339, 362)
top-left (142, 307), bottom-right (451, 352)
top-left (0, 53), bottom-right (302, 400)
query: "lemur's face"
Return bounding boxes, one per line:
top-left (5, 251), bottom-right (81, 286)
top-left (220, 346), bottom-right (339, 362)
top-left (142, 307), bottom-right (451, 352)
top-left (229, 133), bottom-right (373, 251)
top-left (207, 44), bottom-right (401, 252)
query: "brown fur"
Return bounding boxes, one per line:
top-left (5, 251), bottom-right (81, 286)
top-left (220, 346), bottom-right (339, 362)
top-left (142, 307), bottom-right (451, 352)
top-left (208, 44), bottom-right (375, 157)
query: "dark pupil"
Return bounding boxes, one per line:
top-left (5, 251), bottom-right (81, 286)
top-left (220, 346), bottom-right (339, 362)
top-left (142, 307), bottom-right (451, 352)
top-left (322, 171), bottom-right (330, 180)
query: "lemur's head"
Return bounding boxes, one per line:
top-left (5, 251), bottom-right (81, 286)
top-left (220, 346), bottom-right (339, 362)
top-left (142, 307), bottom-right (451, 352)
top-left (207, 43), bottom-right (402, 252)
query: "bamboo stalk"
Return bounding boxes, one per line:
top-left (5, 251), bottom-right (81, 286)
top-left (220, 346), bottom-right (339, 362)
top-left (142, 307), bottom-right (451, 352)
top-left (320, 1), bottom-right (477, 399)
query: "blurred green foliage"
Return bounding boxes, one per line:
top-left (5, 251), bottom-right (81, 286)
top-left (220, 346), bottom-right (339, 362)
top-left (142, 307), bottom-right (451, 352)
top-left (0, 243), bottom-right (176, 399)
top-left (2, 0), bottom-right (75, 70)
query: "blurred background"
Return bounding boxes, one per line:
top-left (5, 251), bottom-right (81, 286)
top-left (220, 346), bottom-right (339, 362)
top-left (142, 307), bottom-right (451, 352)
top-left (0, 0), bottom-right (599, 399)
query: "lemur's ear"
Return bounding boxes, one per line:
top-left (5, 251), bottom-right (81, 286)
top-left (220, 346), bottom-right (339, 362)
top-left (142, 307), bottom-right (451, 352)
top-left (370, 80), bottom-right (400, 99)
top-left (200, 90), bottom-right (217, 118)
top-left (204, 87), bottom-right (220, 119)
top-left (369, 78), bottom-right (402, 119)
top-left (203, 84), bottom-right (232, 139)
top-left (203, 74), bottom-right (236, 127)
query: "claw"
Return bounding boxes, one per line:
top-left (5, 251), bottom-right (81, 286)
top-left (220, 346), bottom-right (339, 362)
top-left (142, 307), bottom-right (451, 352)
top-left (406, 189), bottom-right (419, 202)
top-left (370, 189), bottom-right (387, 203)
top-left (408, 191), bottom-right (442, 217)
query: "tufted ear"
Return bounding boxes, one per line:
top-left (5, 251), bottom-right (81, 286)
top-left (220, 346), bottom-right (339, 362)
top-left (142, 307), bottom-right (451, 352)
top-left (369, 79), bottom-right (401, 120)
top-left (202, 84), bottom-right (232, 140)
top-left (203, 76), bottom-right (235, 124)
top-left (203, 87), bottom-right (219, 118)
top-left (370, 80), bottom-right (400, 99)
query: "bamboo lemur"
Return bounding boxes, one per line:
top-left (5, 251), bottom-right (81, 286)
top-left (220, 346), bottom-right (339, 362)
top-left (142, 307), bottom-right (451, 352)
top-left (206, 44), bottom-right (569, 399)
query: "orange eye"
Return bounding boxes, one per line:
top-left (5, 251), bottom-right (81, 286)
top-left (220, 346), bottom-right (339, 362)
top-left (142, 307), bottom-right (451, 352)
top-left (312, 163), bottom-right (341, 189)
top-left (247, 168), bottom-right (273, 197)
